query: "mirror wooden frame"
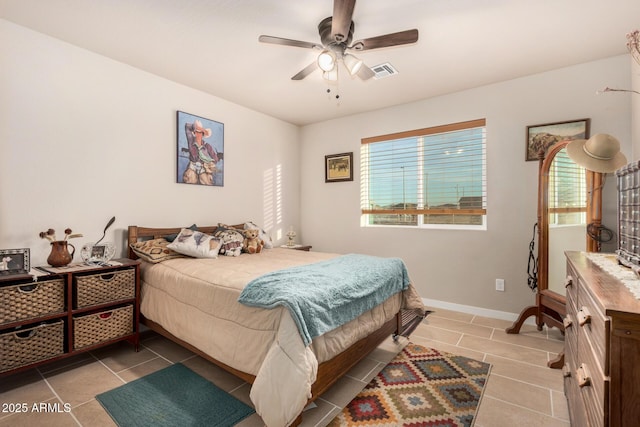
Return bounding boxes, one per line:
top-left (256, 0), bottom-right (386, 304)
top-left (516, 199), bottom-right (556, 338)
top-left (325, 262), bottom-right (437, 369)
top-left (506, 140), bottom-right (603, 368)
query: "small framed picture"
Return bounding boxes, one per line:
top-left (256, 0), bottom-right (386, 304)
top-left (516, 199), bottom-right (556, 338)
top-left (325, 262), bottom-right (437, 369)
top-left (91, 245), bottom-right (106, 259)
top-left (325, 152), bottom-right (353, 183)
top-left (526, 118), bottom-right (590, 161)
top-left (0, 248), bottom-right (30, 276)
top-left (80, 242), bottom-right (116, 265)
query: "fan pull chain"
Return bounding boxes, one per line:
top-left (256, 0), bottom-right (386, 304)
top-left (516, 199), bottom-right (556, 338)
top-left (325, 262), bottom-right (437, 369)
top-left (325, 70), bottom-right (340, 106)
top-left (326, 87), bottom-right (341, 105)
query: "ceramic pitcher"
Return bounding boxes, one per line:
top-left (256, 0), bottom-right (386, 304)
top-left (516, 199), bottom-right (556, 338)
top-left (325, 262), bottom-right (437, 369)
top-left (47, 240), bottom-right (75, 267)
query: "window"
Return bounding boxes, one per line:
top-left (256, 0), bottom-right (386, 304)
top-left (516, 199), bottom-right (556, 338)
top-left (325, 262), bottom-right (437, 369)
top-left (548, 148), bottom-right (586, 226)
top-left (360, 119), bottom-right (486, 229)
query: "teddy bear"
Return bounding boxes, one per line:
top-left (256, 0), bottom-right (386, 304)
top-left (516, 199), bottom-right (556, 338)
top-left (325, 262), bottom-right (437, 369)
top-left (242, 228), bottom-right (264, 254)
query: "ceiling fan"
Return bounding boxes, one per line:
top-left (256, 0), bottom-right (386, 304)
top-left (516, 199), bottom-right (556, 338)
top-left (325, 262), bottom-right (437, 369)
top-left (258, 0), bottom-right (419, 81)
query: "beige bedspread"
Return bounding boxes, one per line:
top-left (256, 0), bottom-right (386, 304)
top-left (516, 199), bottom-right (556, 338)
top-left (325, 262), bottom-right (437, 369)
top-left (139, 248), bottom-right (424, 426)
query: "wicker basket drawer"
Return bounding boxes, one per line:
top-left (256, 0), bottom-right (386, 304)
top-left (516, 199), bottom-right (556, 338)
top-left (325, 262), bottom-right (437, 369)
top-left (75, 268), bottom-right (135, 308)
top-left (0, 279), bottom-right (65, 326)
top-left (0, 320), bottom-right (65, 373)
top-left (73, 305), bottom-right (133, 350)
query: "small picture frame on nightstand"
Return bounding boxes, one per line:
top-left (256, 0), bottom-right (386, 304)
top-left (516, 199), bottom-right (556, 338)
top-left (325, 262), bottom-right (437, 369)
top-left (80, 242), bottom-right (116, 266)
top-left (0, 248), bottom-right (30, 277)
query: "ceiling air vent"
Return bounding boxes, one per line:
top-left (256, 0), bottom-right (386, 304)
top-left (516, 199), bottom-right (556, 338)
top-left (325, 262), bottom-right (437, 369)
top-left (371, 62), bottom-right (398, 80)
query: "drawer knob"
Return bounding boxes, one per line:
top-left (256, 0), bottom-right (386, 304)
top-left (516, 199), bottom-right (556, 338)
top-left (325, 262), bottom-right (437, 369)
top-left (564, 276), bottom-right (573, 288)
top-left (577, 363), bottom-right (591, 388)
top-left (563, 315), bottom-right (573, 329)
top-left (577, 307), bottom-right (591, 326)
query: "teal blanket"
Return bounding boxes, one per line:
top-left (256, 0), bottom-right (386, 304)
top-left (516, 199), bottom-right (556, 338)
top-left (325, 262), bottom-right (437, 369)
top-left (237, 254), bottom-right (410, 346)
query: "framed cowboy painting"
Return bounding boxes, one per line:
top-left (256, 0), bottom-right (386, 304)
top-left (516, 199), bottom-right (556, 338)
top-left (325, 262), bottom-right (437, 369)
top-left (177, 111), bottom-right (225, 186)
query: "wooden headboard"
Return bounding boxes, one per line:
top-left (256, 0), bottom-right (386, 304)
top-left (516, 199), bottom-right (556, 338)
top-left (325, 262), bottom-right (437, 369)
top-left (127, 224), bottom-right (244, 259)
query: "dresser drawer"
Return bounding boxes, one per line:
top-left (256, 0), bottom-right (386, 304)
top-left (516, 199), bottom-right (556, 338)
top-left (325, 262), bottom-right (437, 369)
top-left (563, 311), bottom-right (578, 361)
top-left (577, 283), bottom-right (610, 375)
top-left (565, 273), bottom-right (579, 354)
top-left (74, 268), bottom-right (135, 308)
top-left (0, 278), bottom-right (65, 325)
top-left (564, 271), bottom-right (578, 312)
top-left (577, 332), bottom-right (608, 427)
top-left (563, 358), bottom-right (589, 427)
top-left (73, 305), bottom-right (133, 350)
top-left (0, 320), bottom-right (65, 373)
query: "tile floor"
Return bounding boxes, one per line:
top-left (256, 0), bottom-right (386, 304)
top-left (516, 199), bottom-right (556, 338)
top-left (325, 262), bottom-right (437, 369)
top-left (0, 307), bottom-right (570, 426)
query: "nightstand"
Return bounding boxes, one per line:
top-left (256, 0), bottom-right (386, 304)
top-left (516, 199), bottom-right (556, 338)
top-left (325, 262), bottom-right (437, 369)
top-left (280, 244), bottom-right (312, 251)
top-left (0, 258), bottom-right (140, 377)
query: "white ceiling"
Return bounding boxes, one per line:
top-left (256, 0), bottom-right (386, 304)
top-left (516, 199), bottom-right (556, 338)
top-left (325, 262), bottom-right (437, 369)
top-left (2, 0), bottom-right (640, 126)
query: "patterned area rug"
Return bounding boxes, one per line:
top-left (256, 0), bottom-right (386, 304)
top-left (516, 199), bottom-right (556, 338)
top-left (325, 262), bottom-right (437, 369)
top-left (328, 343), bottom-right (491, 427)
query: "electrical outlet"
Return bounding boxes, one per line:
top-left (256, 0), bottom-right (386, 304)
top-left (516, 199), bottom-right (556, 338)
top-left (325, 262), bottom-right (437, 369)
top-left (495, 278), bottom-right (505, 292)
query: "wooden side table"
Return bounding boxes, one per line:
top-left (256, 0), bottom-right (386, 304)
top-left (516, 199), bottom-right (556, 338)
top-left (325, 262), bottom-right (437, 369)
top-left (0, 258), bottom-right (140, 377)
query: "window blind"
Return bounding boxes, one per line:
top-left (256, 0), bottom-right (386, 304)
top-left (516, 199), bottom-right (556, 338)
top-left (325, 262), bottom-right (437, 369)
top-left (361, 119), bottom-right (486, 227)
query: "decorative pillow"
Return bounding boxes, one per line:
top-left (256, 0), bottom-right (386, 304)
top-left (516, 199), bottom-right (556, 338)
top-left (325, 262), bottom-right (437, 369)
top-left (213, 226), bottom-right (244, 257)
top-left (165, 224), bottom-right (198, 242)
top-left (166, 228), bottom-right (222, 258)
top-left (129, 238), bottom-right (185, 263)
top-left (244, 221), bottom-right (273, 249)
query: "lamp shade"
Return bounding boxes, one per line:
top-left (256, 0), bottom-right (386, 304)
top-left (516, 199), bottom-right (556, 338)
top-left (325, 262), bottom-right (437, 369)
top-left (317, 50), bottom-right (336, 72)
top-left (343, 54), bottom-right (363, 76)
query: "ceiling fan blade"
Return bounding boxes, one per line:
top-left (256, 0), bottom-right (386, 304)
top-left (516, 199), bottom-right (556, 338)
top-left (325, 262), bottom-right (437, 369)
top-left (292, 61), bottom-right (318, 80)
top-left (331, 0), bottom-right (356, 42)
top-left (259, 35), bottom-right (321, 50)
top-left (357, 64), bottom-right (375, 81)
top-left (350, 29), bottom-right (419, 51)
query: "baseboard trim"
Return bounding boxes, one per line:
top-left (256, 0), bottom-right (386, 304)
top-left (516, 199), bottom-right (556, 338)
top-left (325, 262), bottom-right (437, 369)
top-left (422, 298), bottom-right (537, 326)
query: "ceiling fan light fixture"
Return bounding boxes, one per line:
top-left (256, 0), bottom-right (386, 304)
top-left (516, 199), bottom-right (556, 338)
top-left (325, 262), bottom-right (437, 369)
top-left (259, 0), bottom-right (419, 82)
top-left (343, 53), bottom-right (363, 75)
top-left (323, 68), bottom-right (338, 81)
top-left (317, 50), bottom-right (336, 72)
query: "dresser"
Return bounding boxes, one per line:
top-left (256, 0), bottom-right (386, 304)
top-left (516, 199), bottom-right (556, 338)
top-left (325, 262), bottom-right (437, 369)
top-left (0, 259), bottom-right (140, 376)
top-left (564, 251), bottom-right (640, 427)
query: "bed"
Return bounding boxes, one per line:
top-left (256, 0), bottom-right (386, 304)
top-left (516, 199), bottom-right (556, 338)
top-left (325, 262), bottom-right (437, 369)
top-left (127, 224), bottom-right (426, 426)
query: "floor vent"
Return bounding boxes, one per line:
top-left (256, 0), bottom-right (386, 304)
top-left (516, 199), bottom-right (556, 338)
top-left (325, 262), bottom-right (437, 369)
top-left (371, 62), bottom-right (398, 79)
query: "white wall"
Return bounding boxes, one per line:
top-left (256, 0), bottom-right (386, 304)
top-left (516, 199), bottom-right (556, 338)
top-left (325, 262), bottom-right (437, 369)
top-left (0, 19), bottom-right (300, 266)
top-left (300, 56), bottom-right (632, 315)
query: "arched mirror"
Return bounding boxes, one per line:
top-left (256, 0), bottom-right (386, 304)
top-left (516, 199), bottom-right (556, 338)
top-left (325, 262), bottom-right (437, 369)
top-left (507, 140), bottom-right (603, 368)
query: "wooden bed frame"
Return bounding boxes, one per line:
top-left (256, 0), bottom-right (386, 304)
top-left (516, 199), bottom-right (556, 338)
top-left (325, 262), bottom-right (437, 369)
top-left (127, 224), bottom-right (424, 425)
